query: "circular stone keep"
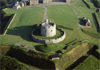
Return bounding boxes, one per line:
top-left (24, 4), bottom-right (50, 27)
top-left (41, 19), bottom-right (56, 37)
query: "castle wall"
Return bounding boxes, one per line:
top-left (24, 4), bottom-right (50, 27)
top-left (66, 0), bottom-right (71, 4)
top-left (30, 0), bottom-right (38, 5)
top-left (31, 28), bottom-right (66, 43)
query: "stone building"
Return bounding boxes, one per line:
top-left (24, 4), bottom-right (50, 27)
top-left (83, 17), bottom-right (91, 27)
top-left (13, 1), bottom-right (21, 9)
top-left (20, 1), bottom-right (25, 7)
top-left (29, 0), bottom-right (38, 5)
top-left (85, 19), bottom-right (91, 27)
top-left (29, 0), bottom-right (71, 5)
top-left (41, 19), bottom-right (56, 37)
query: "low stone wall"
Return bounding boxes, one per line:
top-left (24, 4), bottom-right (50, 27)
top-left (31, 28), bottom-right (66, 43)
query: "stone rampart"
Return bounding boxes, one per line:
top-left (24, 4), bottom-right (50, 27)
top-left (31, 28), bottom-right (66, 43)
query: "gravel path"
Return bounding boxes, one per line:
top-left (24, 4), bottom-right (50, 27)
top-left (43, 6), bottom-right (48, 21)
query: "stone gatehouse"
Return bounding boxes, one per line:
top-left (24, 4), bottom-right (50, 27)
top-left (29, 0), bottom-right (71, 5)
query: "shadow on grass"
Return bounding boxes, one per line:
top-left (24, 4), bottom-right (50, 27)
top-left (63, 39), bottom-right (77, 50)
top-left (7, 25), bottom-right (37, 42)
top-left (82, 0), bottom-right (90, 8)
top-left (92, 13), bottom-right (100, 33)
top-left (57, 25), bottom-right (73, 30)
top-left (6, 47), bottom-right (55, 69)
top-left (90, 0), bottom-right (100, 8)
top-left (34, 44), bottom-right (47, 52)
top-left (79, 18), bottom-right (85, 26)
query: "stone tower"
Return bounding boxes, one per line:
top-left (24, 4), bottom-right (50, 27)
top-left (41, 19), bottom-right (56, 37)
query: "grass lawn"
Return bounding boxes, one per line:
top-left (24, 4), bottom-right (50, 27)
top-left (0, 6), bottom-right (45, 47)
top-left (47, 5), bottom-right (81, 45)
top-left (73, 55), bottom-right (100, 70)
top-left (0, 5), bottom-right (80, 50)
top-left (72, 0), bottom-right (100, 52)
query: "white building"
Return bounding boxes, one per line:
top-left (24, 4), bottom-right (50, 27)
top-left (13, 1), bottom-right (21, 9)
top-left (41, 19), bottom-right (56, 37)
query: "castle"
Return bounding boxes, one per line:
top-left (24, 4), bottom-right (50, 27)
top-left (31, 19), bottom-right (66, 43)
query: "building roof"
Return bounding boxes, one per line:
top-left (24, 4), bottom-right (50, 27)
top-left (49, 54), bottom-right (59, 58)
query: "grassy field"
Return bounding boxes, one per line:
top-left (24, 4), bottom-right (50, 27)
top-left (72, 0), bottom-right (100, 52)
top-left (0, 2), bottom-right (100, 70)
top-left (73, 55), bottom-right (100, 70)
top-left (0, 5), bottom-right (79, 48)
top-left (47, 5), bottom-right (80, 45)
top-left (0, 6), bottom-right (45, 47)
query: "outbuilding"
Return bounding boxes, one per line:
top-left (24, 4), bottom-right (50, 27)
top-left (49, 54), bottom-right (59, 60)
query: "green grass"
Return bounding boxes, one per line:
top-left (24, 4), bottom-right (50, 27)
top-left (84, 0), bottom-right (95, 8)
top-left (55, 43), bottom-right (94, 70)
top-left (35, 43), bottom-right (65, 53)
top-left (0, 7), bottom-right (45, 47)
top-left (95, 13), bottom-right (100, 25)
top-left (97, 0), bottom-right (100, 7)
top-left (72, 0), bottom-right (100, 52)
top-left (47, 5), bottom-right (78, 29)
top-left (19, 61), bottom-right (42, 70)
top-left (0, 5), bottom-right (80, 51)
top-left (47, 5), bottom-right (81, 45)
top-left (34, 28), bottom-right (63, 39)
top-left (73, 55), bottom-right (100, 70)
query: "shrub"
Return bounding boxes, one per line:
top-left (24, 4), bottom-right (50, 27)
top-left (0, 54), bottom-right (29, 70)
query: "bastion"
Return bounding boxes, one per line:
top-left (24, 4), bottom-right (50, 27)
top-left (31, 19), bottom-right (66, 43)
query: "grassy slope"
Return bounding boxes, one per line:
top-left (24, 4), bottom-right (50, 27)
top-left (0, 7), bottom-right (45, 47)
top-left (73, 55), bottom-right (100, 69)
top-left (0, 45), bottom-right (42, 70)
top-left (84, 0), bottom-right (95, 8)
top-left (95, 13), bottom-right (100, 25)
top-left (35, 43), bottom-right (65, 53)
top-left (72, 0), bottom-right (100, 52)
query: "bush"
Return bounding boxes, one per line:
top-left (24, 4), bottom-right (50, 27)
top-left (0, 54), bottom-right (29, 70)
